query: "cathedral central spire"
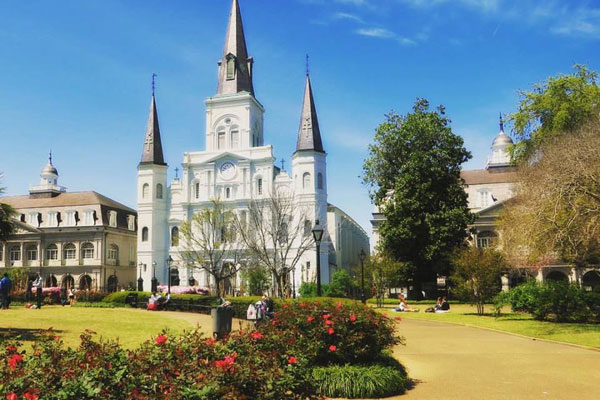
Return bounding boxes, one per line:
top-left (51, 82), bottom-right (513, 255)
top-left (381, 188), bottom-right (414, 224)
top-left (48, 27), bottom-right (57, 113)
top-left (217, 0), bottom-right (254, 96)
top-left (140, 79), bottom-right (166, 166)
top-left (296, 73), bottom-right (324, 153)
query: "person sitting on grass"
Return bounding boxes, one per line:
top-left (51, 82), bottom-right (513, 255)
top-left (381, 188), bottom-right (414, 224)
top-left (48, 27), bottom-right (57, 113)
top-left (156, 293), bottom-right (171, 310)
top-left (393, 294), bottom-right (419, 312)
top-left (148, 292), bottom-right (160, 310)
top-left (436, 296), bottom-right (450, 313)
top-left (425, 297), bottom-right (442, 313)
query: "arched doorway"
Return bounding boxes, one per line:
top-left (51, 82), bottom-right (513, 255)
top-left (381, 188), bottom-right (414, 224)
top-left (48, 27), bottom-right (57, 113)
top-left (170, 268), bottom-right (180, 286)
top-left (545, 270), bottom-right (569, 283)
top-left (61, 275), bottom-right (75, 290)
top-left (45, 275), bottom-right (57, 287)
top-left (582, 270), bottom-right (600, 291)
top-left (79, 275), bottom-right (92, 290)
top-left (107, 275), bottom-right (118, 293)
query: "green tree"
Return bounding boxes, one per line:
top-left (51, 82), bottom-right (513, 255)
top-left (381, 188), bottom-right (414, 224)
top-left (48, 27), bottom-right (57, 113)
top-left (328, 269), bottom-right (355, 298)
top-left (510, 65), bottom-right (600, 163)
top-left (363, 99), bottom-right (474, 290)
top-left (451, 246), bottom-right (506, 315)
top-left (361, 253), bottom-right (411, 307)
top-left (0, 175), bottom-right (16, 242)
top-left (241, 263), bottom-right (271, 296)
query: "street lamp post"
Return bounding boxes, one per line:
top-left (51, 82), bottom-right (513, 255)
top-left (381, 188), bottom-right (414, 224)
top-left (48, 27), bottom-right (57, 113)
top-left (312, 220), bottom-right (324, 297)
top-left (292, 265), bottom-right (296, 299)
top-left (151, 261), bottom-right (158, 293)
top-left (359, 249), bottom-right (367, 304)
top-left (166, 255), bottom-right (173, 295)
top-left (137, 262), bottom-right (144, 292)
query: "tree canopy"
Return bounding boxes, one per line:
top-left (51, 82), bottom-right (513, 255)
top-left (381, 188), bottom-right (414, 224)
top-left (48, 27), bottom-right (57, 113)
top-left (0, 175), bottom-right (16, 242)
top-left (363, 99), bottom-right (474, 285)
top-left (510, 65), bottom-right (600, 163)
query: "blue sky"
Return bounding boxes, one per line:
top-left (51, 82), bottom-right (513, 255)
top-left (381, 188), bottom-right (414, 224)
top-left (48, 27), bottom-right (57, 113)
top-left (1, 0), bottom-right (599, 246)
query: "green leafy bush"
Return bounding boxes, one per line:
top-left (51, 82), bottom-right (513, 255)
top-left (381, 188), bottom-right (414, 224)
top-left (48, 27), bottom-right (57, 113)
top-left (312, 363), bottom-right (408, 398)
top-left (298, 282), bottom-right (331, 297)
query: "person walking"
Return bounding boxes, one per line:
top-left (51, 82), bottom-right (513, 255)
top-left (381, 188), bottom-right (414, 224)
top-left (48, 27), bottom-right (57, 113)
top-left (32, 274), bottom-right (43, 309)
top-left (0, 273), bottom-right (12, 310)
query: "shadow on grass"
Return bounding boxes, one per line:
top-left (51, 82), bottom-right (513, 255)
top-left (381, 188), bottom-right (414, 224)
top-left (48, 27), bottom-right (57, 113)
top-left (0, 327), bottom-right (64, 343)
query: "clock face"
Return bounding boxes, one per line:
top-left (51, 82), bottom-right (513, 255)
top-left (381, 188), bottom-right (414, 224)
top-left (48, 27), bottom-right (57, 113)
top-left (220, 162), bottom-right (236, 180)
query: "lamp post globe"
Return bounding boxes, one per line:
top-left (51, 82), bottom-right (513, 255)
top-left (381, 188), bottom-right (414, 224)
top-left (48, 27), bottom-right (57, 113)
top-left (312, 220), bottom-right (324, 297)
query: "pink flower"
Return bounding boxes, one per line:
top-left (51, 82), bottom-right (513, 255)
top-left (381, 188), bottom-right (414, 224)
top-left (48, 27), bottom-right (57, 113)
top-left (336, 301), bottom-right (342, 309)
top-left (155, 335), bottom-right (167, 345)
top-left (250, 332), bottom-right (263, 340)
top-left (327, 327), bottom-right (335, 335)
top-left (8, 354), bottom-right (23, 370)
top-left (349, 315), bottom-right (357, 322)
top-left (324, 319), bottom-right (333, 326)
top-left (214, 354), bottom-right (236, 373)
top-left (287, 356), bottom-right (297, 364)
top-left (24, 392), bottom-right (38, 400)
top-left (6, 393), bottom-right (17, 400)
top-left (307, 316), bottom-right (315, 322)
top-left (322, 314), bottom-right (330, 320)
top-left (329, 345), bottom-right (337, 352)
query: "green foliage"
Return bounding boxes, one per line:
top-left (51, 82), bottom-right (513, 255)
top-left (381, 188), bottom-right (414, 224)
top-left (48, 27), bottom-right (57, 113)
top-left (362, 99), bottom-right (474, 284)
top-left (241, 264), bottom-right (271, 296)
top-left (312, 363), bottom-right (408, 398)
top-left (495, 281), bottom-right (600, 323)
top-left (298, 282), bottom-right (331, 298)
top-left (0, 178), bottom-right (17, 242)
top-left (511, 65), bottom-right (600, 163)
top-left (4, 268), bottom-right (30, 291)
top-left (451, 247), bottom-right (506, 315)
top-left (328, 269), bottom-right (355, 298)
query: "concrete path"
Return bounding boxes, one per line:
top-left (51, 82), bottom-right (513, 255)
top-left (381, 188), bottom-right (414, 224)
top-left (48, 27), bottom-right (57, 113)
top-left (394, 318), bottom-right (600, 400)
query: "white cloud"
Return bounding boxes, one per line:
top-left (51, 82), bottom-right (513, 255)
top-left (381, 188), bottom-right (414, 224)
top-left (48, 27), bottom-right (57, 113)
top-left (334, 0), bottom-right (369, 5)
top-left (356, 27), bottom-right (396, 39)
top-left (333, 12), bottom-right (364, 23)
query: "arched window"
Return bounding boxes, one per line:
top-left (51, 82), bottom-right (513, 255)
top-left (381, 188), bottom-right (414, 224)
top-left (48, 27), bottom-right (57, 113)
top-left (142, 183), bottom-right (149, 199)
top-left (170, 268), bottom-right (180, 286)
top-left (63, 243), bottom-right (76, 260)
top-left (45, 275), bottom-right (57, 287)
top-left (9, 246), bottom-right (21, 262)
top-left (81, 243), bottom-right (94, 259)
top-left (226, 187), bottom-right (231, 199)
top-left (304, 220), bottom-right (312, 237)
top-left (156, 184), bottom-right (163, 199)
top-left (108, 244), bottom-right (119, 261)
top-left (317, 173), bottom-right (323, 189)
top-left (226, 56), bottom-right (235, 80)
top-left (230, 129), bottom-right (239, 148)
top-left (61, 275), bottom-right (75, 290)
top-left (79, 275), bottom-right (92, 290)
top-left (107, 275), bottom-right (118, 293)
top-left (302, 172), bottom-right (311, 190)
top-left (142, 227), bottom-right (149, 242)
top-left (218, 131), bottom-right (226, 149)
top-left (257, 178), bottom-right (263, 195)
top-left (26, 245), bottom-right (38, 261)
top-left (46, 244), bottom-right (58, 260)
top-left (171, 227), bottom-right (179, 247)
top-left (476, 231), bottom-right (497, 248)
top-left (195, 182), bottom-right (200, 200)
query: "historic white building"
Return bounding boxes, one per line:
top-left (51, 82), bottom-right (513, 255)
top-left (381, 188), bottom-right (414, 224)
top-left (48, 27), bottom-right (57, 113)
top-left (137, 0), bottom-right (369, 294)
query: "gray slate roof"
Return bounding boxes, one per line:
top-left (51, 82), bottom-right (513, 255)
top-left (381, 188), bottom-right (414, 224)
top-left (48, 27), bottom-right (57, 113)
top-left (296, 74), bottom-right (324, 153)
top-left (140, 94), bottom-right (166, 166)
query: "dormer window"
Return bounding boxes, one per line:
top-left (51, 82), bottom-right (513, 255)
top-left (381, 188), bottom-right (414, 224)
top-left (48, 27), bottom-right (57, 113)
top-left (226, 55), bottom-right (235, 80)
top-left (109, 211), bottom-right (117, 228)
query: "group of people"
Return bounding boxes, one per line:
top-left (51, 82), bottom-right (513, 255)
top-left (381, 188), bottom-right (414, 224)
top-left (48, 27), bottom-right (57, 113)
top-left (393, 294), bottom-right (451, 313)
top-left (147, 292), bottom-right (171, 310)
top-left (247, 295), bottom-right (275, 322)
top-left (0, 272), bottom-right (46, 310)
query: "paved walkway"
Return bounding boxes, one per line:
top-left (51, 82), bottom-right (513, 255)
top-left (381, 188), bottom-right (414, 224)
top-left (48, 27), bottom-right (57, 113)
top-left (393, 318), bottom-right (600, 400)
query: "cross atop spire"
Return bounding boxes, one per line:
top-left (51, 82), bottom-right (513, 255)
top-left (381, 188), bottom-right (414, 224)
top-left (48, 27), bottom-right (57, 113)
top-left (306, 54), bottom-right (310, 76)
top-left (140, 80), bottom-right (166, 166)
top-left (217, 0), bottom-right (254, 96)
top-left (295, 73), bottom-right (324, 154)
top-left (48, 150), bottom-right (53, 165)
top-left (499, 112), bottom-right (504, 132)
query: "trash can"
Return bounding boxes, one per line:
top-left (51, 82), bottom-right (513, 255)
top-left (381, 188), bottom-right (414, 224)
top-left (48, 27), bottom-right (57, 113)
top-left (211, 306), bottom-right (234, 339)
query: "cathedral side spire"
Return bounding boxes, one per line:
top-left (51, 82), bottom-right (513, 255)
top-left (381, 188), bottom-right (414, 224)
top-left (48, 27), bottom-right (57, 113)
top-left (217, 0), bottom-right (254, 96)
top-left (140, 76), bottom-right (166, 166)
top-left (499, 112), bottom-right (504, 132)
top-left (296, 73), bottom-right (324, 153)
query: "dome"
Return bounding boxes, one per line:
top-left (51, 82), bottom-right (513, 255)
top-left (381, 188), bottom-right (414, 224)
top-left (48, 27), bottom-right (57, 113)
top-left (41, 162), bottom-right (58, 176)
top-left (492, 131), bottom-right (513, 147)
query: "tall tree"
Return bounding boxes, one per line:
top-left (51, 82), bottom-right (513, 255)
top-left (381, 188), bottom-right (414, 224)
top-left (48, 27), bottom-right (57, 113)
top-left (510, 65), bottom-right (600, 163)
top-left (179, 199), bottom-right (244, 296)
top-left (363, 99), bottom-right (474, 290)
top-left (499, 119), bottom-right (600, 268)
top-left (0, 175), bottom-right (16, 242)
top-left (234, 188), bottom-right (314, 298)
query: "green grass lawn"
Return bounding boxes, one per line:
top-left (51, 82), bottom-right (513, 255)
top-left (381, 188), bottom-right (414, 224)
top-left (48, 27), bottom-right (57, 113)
top-left (377, 303), bottom-right (600, 349)
top-left (0, 305), bottom-right (208, 349)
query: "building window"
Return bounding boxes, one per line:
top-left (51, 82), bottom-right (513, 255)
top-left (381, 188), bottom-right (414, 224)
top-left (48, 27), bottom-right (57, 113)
top-left (46, 244), bottom-right (58, 260)
top-left (257, 178), bottom-right (263, 195)
top-left (47, 212), bottom-right (58, 227)
top-left (127, 215), bottom-right (135, 231)
top-left (156, 184), bottom-right (163, 199)
top-left (304, 220), bottom-right (312, 236)
top-left (477, 231), bottom-right (497, 248)
top-left (65, 211), bottom-right (76, 226)
top-left (108, 244), bottom-right (119, 261)
top-left (63, 243), bottom-right (76, 260)
top-left (226, 187), bottom-right (231, 199)
top-left (109, 211), bottom-right (117, 228)
top-left (302, 172), bottom-right (311, 190)
top-left (195, 182), bottom-right (200, 200)
top-left (142, 183), bottom-right (149, 199)
top-left (218, 131), bottom-right (226, 149)
top-left (81, 243), bottom-right (94, 259)
top-left (142, 227), bottom-right (149, 242)
top-left (231, 129), bottom-right (239, 148)
top-left (9, 246), bottom-right (20, 262)
top-left (83, 210), bottom-right (94, 225)
top-left (171, 226), bottom-right (179, 247)
top-left (226, 56), bottom-right (235, 80)
top-left (317, 173), bottom-right (323, 190)
top-left (27, 213), bottom-right (37, 226)
top-left (477, 190), bottom-right (491, 208)
top-left (26, 245), bottom-right (37, 261)
top-left (0, 247), bottom-right (3, 261)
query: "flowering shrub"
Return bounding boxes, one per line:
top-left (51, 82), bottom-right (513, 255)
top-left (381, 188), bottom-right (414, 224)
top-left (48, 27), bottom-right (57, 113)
top-left (157, 285), bottom-right (210, 295)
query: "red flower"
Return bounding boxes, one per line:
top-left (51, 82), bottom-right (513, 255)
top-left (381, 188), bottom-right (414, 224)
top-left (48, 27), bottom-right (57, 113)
top-left (8, 354), bottom-right (23, 370)
top-left (322, 314), bottom-right (330, 320)
top-left (299, 302), bottom-right (306, 308)
top-left (24, 392), bottom-right (38, 400)
top-left (155, 335), bottom-right (167, 345)
top-left (6, 393), bottom-right (17, 400)
top-left (214, 354), bottom-right (236, 373)
top-left (271, 320), bottom-right (277, 326)
top-left (324, 319), bottom-right (333, 326)
top-left (250, 332), bottom-right (263, 340)
top-left (282, 304), bottom-right (289, 309)
top-left (349, 315), bottom-right (357, 322)
top-left (395, 316), bottom-right (402, 322)
top-left (307, 315), bottom-right (315, 322)
top-left (287, 356), bottom-right (297, 364)
top-left (329, 345), bottom-right (337, 352)
top-left (327, 327), bottom-right (335, 335)
top-left (336, 301), bottom-right (342, 309)
top-left (5, 345), bottom-right (17, 353)
top-left (204, 338), bottom-right (217, 346)
top-left (53, 336), bottom-right (61, 342)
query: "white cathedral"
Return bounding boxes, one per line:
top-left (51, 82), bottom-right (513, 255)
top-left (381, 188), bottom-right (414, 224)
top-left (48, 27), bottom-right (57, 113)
top-left (136, 0), bottom-right (369, 294)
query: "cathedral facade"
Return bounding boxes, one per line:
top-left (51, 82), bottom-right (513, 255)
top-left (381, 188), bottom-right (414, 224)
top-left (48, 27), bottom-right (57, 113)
top-left (137, 0), bottom-right (369, 294)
